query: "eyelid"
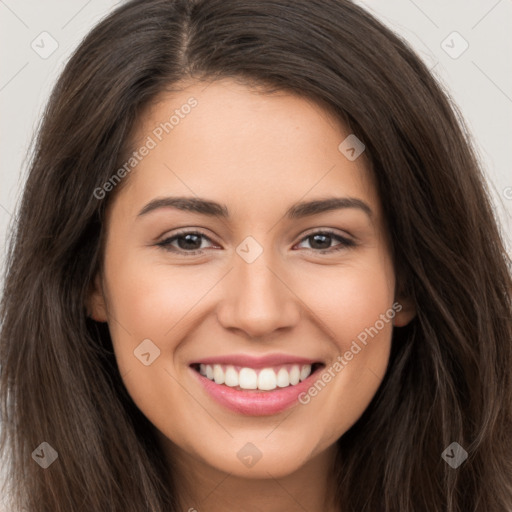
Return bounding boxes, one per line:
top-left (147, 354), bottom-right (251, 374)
top-left (156, 227), bottom-right (217, 243)
top-left (299, 226), bottom-right (354, 240)
top-left (156, 228), bottom-right (219, 251)
top-left (293, 228), bottom-right (356, 252)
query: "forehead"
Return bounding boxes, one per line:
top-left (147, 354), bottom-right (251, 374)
top-left (109, 78), bottom-right (380, 223)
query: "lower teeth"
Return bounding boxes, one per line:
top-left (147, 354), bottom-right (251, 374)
top-left (231, 386), bottom-right (273, 392)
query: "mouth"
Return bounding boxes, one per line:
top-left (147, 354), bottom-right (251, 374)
top-left (190, 361), bottom-right (325, 392)
top-left (188, 354), bottom-right (327, 415)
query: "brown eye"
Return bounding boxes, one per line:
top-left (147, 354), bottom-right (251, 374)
top-left (156, 230), bottom-right (215, 254)
top-left (295, 230), bottom-right (356, 253)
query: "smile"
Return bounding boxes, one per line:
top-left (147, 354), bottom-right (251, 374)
top-left (189, 355), bottom-right (325, 416)
top-left (191, 362), bottom-right (323, 391)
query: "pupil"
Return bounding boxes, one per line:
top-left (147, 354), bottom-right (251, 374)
top-left (179, 234), bottom-right (201, 250)
top-left (311, 234), bottom-right (330, 249)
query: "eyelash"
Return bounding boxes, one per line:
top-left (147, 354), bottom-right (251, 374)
top-left (156, 228), bottom-right (356, 256)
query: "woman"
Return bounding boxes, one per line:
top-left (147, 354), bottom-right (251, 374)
top-left (1, 0), bottom-right (511, 510)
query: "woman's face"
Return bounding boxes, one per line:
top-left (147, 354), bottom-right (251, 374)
top-left (89, 78), bottom-right (414, 479)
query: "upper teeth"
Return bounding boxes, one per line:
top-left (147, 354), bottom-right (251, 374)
top-left (199, 364), bottom-right (313, 391)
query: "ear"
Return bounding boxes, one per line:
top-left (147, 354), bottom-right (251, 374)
top-left (85, 272), bottom-right (108, 322)
top-left (392, 295), bottom-right (416, 327)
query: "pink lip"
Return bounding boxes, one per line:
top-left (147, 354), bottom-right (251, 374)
top-left (190, 353), bottom-right (321, 369)
top-left (189, 363), bottom-right (324, 416)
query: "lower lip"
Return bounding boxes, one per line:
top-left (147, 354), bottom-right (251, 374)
top-left (190, 366), bottom-right (323, 416)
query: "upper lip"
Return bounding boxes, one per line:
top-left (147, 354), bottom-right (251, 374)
top-left (190, 353), bottom-right (323, 369)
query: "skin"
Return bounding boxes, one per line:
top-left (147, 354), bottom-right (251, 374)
top-left (88, 78), bottom-right (416, 511)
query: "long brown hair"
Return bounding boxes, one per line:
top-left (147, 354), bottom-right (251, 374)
top-left (1, 0), bottom-right (511, 510)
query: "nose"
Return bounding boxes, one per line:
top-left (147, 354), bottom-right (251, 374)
top-left (215, 249), bottom-right (302, 339)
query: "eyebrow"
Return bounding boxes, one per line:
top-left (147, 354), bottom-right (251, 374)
top-left (137, 196), bottom-right (373, 220)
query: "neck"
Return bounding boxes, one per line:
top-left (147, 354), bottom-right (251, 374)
top-left (161, 438), bottom-right (339, 512)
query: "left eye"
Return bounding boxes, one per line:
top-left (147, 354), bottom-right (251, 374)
top-left (156, 229), bottom-right (355, 255)
top-left (295, 231), bottom-right (355, 252)
top-left (156, 231), bottom-right (214, 254)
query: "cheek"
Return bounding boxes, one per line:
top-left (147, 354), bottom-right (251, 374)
top-left (308, 264), bottom-right (394, 385)
top-left (102, 251), bottom-right (225, 382)
top-left (101, 255), bottom-right (203, 432)
top-left (104, 250), bottom-right (209, 336)
top-left (323, 254), bottom-right (395, 373)
top-left (293, 256), bottom-right (395, 441)
top-left (301, 258), bottom-right (395, 346)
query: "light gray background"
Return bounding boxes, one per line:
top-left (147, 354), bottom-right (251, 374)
top-left (0, 0), bottom-right (511, 507)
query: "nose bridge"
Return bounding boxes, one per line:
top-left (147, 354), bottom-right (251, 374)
top-left (216, 236), bottom-right (301, 337)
